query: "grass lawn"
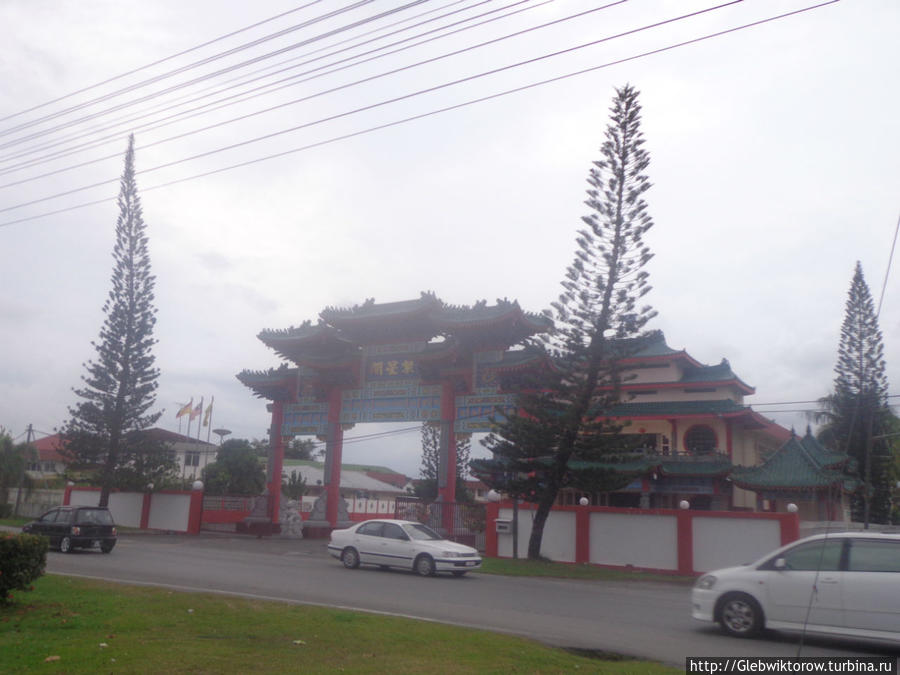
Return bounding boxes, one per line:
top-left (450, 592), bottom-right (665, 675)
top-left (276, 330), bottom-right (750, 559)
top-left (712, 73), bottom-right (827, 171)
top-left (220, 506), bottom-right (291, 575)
top-left (478, 557), bottom-right (695, 584)
top-left (1, 575), bottom-right (680, 674)
top-left (0, 517), bottom-right (31, 528)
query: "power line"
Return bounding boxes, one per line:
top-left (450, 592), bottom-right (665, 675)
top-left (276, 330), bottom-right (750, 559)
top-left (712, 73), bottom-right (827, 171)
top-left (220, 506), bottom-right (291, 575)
top-left (0, 0), bottom-right (747, 215)
top-left (0, 1), bottom-right (327, 125)
top-left (0, 0), bottom-right (379, 138)
top-left (0, 0), bottom-right (841, 229)
top-left (0, 0), bottom-right (549, 181)
top-left (876, 211), bottom-right (900, 318)
top-left (0, 0), bottom-right (500, 169)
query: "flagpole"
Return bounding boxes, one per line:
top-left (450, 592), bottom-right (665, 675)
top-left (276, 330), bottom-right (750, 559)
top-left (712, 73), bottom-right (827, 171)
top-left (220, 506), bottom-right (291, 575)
top-left (195, 397), bottom-right (204, 445)
top-left (206, 396), bottom-right (215, 444)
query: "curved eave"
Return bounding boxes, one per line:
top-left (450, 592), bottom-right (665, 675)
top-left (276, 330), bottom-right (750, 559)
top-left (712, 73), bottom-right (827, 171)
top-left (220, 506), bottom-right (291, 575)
top-left (236, 369), bottom-right (295, 401)
top-left (482, 351), bottom-right (548, 374)
top-left (730, 478), bottom-right (845, 492)
top-left (619, 379), bottom-right (755, 395)
top-left (618, 350), bottom-right (702, 368)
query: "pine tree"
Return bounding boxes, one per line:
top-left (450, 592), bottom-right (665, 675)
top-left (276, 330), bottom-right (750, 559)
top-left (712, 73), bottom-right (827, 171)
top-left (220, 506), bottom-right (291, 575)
top-left (60, 135), bottom-right (169, 505)
top-left (415, 423), bottom-right (472, 503)
top-left (476, 85), bottom-right (657, 558)
top-left (817, 262), bottom-right (897, 524)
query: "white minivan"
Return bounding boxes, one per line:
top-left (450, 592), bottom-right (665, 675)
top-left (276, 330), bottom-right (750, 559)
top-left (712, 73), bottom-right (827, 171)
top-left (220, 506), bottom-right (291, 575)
top-left (692, 532), bottom-right (900, 643)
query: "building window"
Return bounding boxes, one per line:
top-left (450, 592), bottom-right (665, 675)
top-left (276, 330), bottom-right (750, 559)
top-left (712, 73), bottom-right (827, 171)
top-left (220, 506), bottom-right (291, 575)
top-left (660, 435), bottom-right (671, 455)
top-left (185, 451), bottom-right (200, 467)
top-left (684, 425), bottom-right (717, 455)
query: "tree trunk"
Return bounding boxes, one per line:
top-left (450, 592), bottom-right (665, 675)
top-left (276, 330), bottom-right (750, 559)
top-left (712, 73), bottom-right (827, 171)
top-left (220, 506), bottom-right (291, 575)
top-left (527, 490), bottom-right (558, 559)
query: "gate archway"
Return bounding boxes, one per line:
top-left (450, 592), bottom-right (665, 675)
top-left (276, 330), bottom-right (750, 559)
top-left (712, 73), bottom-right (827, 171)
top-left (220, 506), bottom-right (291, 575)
top-left (237, 293), bottom-right (550, 531)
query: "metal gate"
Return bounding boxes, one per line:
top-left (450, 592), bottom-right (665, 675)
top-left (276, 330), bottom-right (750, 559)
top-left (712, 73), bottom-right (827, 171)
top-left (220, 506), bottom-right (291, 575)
top-left (395, 497), bottom-right (486, 551)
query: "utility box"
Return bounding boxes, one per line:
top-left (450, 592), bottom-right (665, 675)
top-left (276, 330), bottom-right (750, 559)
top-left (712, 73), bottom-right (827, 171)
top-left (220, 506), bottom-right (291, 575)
top-left (495, 519), bottom-right (512, 534)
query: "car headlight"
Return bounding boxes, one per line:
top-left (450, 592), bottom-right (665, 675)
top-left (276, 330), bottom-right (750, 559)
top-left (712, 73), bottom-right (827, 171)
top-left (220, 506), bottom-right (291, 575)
top-left (695, 574), bottom-right (717, 590)
top-left (441, 551), bottom-right (469, 558)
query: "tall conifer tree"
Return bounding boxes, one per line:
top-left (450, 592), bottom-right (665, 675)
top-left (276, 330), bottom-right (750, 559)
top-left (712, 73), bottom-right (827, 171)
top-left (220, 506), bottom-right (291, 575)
top-left (415, 423), bottom-right (472, 503)
top-left (61, 135), bottom-right (167, 505)
top-left (817, 262), bottom-right (896, 524)
top-left (476, 85), bottom-right (657, 558)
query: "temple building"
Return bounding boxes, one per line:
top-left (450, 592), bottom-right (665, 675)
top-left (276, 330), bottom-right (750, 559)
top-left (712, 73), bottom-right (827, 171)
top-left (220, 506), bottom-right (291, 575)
top-left (239, 295), bottom-right (856, 529)
top-left (730, 429), bottom-right (855, 521)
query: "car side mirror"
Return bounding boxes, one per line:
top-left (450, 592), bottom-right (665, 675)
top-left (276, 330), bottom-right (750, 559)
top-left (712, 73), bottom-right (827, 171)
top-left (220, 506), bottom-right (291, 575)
top-left (774, 557), bottom-right (787, 570)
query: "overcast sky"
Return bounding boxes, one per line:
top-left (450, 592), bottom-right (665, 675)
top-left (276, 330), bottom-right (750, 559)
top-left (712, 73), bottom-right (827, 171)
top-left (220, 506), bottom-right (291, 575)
top-left (1, 0), bottom-right (897, 478)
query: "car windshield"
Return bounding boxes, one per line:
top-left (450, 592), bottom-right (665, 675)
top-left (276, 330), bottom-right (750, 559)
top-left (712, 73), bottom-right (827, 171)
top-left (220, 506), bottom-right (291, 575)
top-left (402, 523), bottom-right (443, 541)
top-left (77, 509), bottom-right (114, 525)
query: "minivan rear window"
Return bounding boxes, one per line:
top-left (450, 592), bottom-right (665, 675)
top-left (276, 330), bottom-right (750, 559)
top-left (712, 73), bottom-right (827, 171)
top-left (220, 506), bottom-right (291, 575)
top-left (77, 509), bottom-right (114, 525)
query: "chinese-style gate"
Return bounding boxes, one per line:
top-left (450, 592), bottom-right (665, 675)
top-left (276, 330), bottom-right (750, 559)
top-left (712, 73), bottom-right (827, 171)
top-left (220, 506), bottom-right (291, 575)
top-left (237, 293), bottom-right (550, 530)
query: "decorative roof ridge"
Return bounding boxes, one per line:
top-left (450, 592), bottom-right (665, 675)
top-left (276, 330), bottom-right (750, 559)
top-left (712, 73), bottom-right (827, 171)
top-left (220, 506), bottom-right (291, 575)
top-left (236, 363), bottom-right (294, 379)
top-left (320, 291), bottom-right (443, 319)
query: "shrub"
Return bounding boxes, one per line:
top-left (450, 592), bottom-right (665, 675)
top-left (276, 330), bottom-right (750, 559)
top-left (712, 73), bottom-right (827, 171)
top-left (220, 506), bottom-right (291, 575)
top-left (0, 533), bottom-right (47, 603)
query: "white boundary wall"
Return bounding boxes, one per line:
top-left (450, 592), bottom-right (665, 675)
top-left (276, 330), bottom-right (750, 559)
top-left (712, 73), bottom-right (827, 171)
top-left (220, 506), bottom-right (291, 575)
top-left (494, 505), bottom-right (794, 573)
top-left (148, 493), bottom-right (191, 531)
top-left (693, 516), bottom-right (780, 571)
top-left (590, 513), bottom-right (678, 569)
top-left (497, 508), bottom-right (577, 561)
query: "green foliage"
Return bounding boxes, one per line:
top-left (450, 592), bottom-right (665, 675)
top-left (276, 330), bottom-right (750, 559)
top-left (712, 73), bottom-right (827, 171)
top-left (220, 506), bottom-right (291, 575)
top-left (282, 470), bottom-right (307, 501)
top-left (415, 423), bottom-right (472, 503)
top-left (0, 430), bottom-right (36, 511)
top-left (59, 136), bottom-right (162, 507)
top-left (476, 85), bottom-right (657, 559)
top-left (815, 262), bottom-right (898, 524)
top-left (284, 438), bottom-right (321, 460)
top-left (0, 533), bottom-right (47, 603)
top-left (202, 439), bottom-right (266, 496)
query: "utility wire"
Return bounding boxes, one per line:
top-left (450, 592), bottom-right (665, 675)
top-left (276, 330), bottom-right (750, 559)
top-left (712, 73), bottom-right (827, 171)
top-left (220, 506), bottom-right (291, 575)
top-left (0, 0), bottom-right (746, 215)
top-left (0, 0), bottom-right (501, 169)
top-left (0, 0), bottom-right (841, 229)
top-left (0, 1), bottom-right (327, 125)
top-left (0, 1), bottom-right (432, 151)
top-left (0, 0), bottom-right (379, 138)
top-left (0, 0), bottom-right (549, 180)
top-left (876, 211), bottom-right (900, 318)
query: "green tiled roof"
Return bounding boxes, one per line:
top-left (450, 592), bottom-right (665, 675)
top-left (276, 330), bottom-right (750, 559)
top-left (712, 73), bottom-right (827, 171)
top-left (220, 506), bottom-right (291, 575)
top-left (628, 331), bottom-right (683, 358)
top-left (731, 431), bottom-right (850, 491)
top-left (660, 454), bottom-right (732, 477)
top-left (604, 399), bottom-right (750, 417)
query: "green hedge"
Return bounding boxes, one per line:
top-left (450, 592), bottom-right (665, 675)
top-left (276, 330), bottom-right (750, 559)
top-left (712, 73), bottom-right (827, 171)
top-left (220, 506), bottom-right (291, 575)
top-left (0, 533), bottom-right (47, 603)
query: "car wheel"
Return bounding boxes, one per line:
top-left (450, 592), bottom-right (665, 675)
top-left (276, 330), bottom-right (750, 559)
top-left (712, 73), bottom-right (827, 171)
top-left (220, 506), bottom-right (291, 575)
top-left (718, 592), bottom-right (764, 638)
top-left (451, 571), bottom-right (467, 577)
top-left (100, 541), bottom-right (116, 554)
top-left (341, 547), bottom-right (360, 569)
top-left (414, 554), bottom-right (435, 577)
top-left (59, 536), bottom-right (73, 554)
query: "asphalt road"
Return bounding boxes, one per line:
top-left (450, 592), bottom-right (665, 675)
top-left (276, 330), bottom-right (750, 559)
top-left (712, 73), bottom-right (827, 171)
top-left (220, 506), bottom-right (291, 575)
top-left (38, 533), bottom-right (898, 667)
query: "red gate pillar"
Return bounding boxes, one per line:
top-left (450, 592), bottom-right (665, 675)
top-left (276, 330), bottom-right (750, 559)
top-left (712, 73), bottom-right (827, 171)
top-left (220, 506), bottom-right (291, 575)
top-left (268, 401), bottom-right (285, 526)
top-left (438, 381), bottom-right (457, 504)
top-left (325, 387), bottom-right (344, 528)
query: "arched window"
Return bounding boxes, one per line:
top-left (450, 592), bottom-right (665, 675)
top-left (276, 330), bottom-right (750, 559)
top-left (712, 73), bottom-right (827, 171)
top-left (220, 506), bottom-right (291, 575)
top-left (684, 425), bottom-right (717, 455)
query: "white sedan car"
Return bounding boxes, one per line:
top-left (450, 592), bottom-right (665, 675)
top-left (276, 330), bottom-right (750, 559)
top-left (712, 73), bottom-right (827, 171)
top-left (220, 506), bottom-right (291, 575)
top-left (328, 519), bottom-right (482, 577)
top-left (692, 531), bottom-right (900, 643)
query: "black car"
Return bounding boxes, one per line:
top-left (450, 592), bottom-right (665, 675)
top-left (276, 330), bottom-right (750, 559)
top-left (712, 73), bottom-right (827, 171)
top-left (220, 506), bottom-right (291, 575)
top-left (23, 506), bottom-right (118, 553)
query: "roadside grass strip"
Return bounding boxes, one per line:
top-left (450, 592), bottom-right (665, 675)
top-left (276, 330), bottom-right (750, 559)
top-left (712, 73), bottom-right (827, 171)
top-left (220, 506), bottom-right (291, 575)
top-left (0, 575), bottom-right (679, 673)
top-left (478, 557), bottom-right (695, 584)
